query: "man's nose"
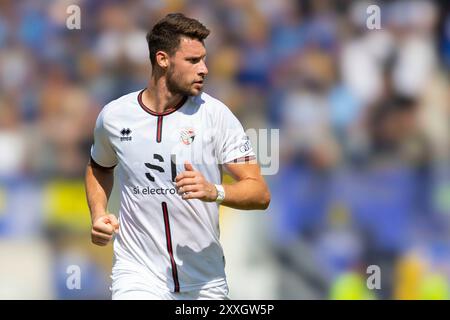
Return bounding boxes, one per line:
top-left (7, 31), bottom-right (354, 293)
top-left (198, 60), bottom-right (208, 77)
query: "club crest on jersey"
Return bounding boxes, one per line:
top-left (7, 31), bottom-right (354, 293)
top-left (120, 128), bottom-right (132, 141)
top-left (180, 128), bottom-right (195, 145)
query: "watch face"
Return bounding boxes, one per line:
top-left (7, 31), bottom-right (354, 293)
top-left (215, 185), bottom-right (225, 202)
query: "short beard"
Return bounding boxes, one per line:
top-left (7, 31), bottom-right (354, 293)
top-left (166, 67), bottom-right (196, 96)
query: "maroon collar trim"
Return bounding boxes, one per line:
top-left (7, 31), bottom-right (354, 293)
top-left (138, 88), bottom-right (187, 116)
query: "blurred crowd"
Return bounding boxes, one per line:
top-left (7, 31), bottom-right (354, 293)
top-left (0, 0), bottom-right (449, 299)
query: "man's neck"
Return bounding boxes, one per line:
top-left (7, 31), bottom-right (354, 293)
top-left (142, 77), bottom-right (184, 114)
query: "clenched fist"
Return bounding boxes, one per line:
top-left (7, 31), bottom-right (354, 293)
top-left (91, 214), bottom-right (119, 246)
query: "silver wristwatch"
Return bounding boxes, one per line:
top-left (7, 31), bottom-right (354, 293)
top-left (214, 184), bottom-right (225, 204)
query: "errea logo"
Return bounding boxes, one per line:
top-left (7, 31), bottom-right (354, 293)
top-left (120, 128), bottom-right (132, 141)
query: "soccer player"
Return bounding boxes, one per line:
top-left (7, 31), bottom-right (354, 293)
top-left (85, 13), bottom-right (270, 300)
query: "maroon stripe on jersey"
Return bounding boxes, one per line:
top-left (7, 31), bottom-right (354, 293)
top-left (162, 202), bottom-right (180, 292)
top-left (156, 116), bottom-right (163, 143)
top-left (231, 155), bottom-right (256, 163)
top-left (138, 89), bottom-right (187, 116)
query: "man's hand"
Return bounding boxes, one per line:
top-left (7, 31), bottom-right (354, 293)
top-left (91, 214), bottom-right (119, 246)
top-left (175, 161), bottom-right (217, 202)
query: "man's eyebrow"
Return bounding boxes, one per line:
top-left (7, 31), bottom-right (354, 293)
top-left (185, 54), bottom-right (207, 60)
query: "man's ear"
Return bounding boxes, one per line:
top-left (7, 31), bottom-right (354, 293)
top-left (155, 51), bottom-right (169, 68)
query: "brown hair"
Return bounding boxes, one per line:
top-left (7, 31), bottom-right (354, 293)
top-left (146, 13), bottom-right (210, 66)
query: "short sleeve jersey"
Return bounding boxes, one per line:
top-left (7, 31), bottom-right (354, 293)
top-left (91, 89), bottom-right (255, 292)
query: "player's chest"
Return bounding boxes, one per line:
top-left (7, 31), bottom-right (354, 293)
top-left (112, 114), bottom-right (216, 164)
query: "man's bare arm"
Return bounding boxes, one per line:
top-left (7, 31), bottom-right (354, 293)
top-left (85, 160), bottom-right (119, 246)
top-left (175, 161), bottom-right (271, 210)
top-left (85, 160), bottom-right (114, 223)
top-left (220, 162), bottom-right (270, 210)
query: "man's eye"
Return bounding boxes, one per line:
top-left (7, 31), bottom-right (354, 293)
top-left (188, 58), bottom-right (200, 63)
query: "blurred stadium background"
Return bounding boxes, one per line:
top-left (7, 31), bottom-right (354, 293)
top-left (0, 0), bottom-right (450, 299)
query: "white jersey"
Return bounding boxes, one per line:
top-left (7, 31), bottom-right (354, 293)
top-left (90, 89), bottom-right (255, 293)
